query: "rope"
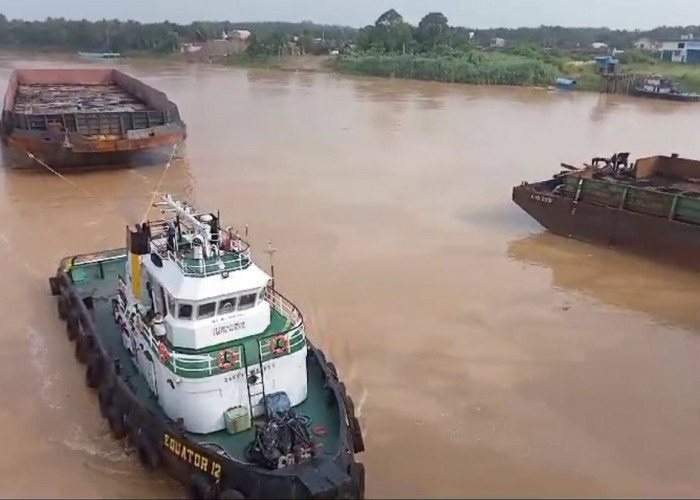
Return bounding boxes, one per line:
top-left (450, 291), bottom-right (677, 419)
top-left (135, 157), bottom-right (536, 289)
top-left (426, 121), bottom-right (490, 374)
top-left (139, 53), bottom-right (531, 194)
top-left (141, 143), bottom-right (178, 223)
top-left (25, 151), bottom-right (94, 199)
top-left (23, 142), bottom-right (179, 223)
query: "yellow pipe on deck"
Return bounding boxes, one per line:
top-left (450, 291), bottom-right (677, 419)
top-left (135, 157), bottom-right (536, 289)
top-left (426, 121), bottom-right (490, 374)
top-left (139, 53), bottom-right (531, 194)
top-left (130, 251), bottom-right (141, 299)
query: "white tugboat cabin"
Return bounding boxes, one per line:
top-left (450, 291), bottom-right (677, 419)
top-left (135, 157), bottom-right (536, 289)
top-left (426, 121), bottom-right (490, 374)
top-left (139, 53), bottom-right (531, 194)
top-left (113, 194), bottom-right (307, 434)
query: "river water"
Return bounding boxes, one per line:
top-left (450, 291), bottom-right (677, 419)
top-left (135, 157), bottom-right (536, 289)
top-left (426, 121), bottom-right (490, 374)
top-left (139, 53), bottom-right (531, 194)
top-left (1, 52), bottom-right (700, 498)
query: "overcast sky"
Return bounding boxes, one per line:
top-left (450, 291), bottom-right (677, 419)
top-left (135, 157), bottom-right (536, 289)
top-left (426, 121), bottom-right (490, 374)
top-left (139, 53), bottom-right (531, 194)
top-left (1, 0), bottom-right (698, 30)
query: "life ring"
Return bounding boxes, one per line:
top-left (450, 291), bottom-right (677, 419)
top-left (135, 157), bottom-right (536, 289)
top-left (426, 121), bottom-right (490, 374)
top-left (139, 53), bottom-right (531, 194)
top-left (270, 334), bottom-right (289, 355)
top-left (311, 424), bottom-right (329, 436)
top-left (217, 349), bottom-right (238, 370)
top-left (157, 341), bottom-right (170, 363)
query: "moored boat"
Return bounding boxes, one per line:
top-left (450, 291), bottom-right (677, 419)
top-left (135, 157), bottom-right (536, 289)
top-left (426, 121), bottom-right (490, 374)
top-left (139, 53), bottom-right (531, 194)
top-left (512, 152), bottom-right (700, 268)
top-left (1, 68), bottom-right (186, 169)
top-left (48, 193), bottom-right (365, 499)
top-left (631, 75), bottom-right (699, 102)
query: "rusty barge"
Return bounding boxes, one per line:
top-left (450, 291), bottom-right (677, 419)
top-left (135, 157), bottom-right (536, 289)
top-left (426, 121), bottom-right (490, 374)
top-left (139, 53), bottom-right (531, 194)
top-left (1, 68), bottom-right (186, 169)
top-left (512, 152), bottom-right (700, 268)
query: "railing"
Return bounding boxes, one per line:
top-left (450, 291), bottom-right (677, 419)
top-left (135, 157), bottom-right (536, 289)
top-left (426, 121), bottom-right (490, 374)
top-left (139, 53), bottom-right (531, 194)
top-left (117, 284), bottom-right (306, 378)
top-left (10, 110), bottom-right (171, 134)
top-left (148, 223), bottom-right (253, 277)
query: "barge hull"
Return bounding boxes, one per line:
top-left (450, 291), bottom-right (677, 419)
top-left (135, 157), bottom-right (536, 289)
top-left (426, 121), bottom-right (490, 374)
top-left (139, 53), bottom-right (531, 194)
top-left (48, 250), bottom-right (365, 499)
top-left (1, 68), bottom-right (186, 169)
top-left (1, 133), bottom-right (184, 169)
top-left (512, 182), bottom-right (700, 268)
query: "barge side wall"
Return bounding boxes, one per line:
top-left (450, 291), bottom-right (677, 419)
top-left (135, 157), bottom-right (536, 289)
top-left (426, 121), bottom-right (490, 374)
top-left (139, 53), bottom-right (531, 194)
top-left (512, 183), bottom-right (700, 269)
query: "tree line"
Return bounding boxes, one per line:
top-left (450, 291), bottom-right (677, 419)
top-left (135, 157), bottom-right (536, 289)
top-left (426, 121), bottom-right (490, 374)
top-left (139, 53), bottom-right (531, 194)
top-left (0, 14), bottom-right (353, 54)
top-left (1, 11), bottom-right (699, 55)
top-left (355, 9), bottom-right (700, 55)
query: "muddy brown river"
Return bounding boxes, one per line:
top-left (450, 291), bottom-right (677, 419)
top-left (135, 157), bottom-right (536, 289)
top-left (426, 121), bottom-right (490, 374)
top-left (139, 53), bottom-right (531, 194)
top-left (2, 52), bottom-right (700, 498)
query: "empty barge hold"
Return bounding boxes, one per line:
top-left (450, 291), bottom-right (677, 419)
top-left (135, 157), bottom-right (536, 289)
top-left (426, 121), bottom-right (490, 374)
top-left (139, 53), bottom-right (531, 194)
top-left (0, 68), bottom-right (186, 169)
top-left (512, 152), bottom-right (700, 268)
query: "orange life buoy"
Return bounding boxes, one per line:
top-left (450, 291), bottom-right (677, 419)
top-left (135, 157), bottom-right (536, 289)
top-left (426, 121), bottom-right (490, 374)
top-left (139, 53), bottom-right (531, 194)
top-left (311, 424), bottom-right (329, 436)
top-left (270, 334), bottom-right (290, 355)
top-left (217, 349), bottom-right (238, 370)
top-left (157, 341), bottom-right (170, 363)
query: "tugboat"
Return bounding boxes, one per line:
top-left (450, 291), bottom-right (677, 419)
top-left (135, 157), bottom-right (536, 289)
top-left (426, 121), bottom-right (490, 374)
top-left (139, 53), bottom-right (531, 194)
top-left (48, 194), bottom-right (365, 499)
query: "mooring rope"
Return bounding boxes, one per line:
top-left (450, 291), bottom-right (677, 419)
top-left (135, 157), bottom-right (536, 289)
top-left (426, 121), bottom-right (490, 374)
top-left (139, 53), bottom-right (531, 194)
top-left (22, 142), bottom-right (179, 222)
top-left (25, 151), bottom-right (94, 199)
top-left (141, 142), bottom-right (178, 223)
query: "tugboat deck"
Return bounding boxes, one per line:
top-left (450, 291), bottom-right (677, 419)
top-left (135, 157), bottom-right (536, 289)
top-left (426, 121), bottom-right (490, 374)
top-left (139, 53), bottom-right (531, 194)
top-left (71, 251), bottom-right (343, 463)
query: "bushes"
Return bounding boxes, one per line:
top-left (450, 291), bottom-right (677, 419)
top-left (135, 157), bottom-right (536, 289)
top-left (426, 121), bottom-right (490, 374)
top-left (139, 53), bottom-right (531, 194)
top-left (333, 52), bottom-right (560, 86)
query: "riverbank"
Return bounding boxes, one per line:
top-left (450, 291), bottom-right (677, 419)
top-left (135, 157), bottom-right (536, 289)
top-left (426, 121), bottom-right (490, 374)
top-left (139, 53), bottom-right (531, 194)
top-left (222, 54), bottom-right (335, 72)
top-left (6, 46), bottom-right (699, 95)
top-left (219, 52), bottom-right (700, 95)
top-left (562, 59), bottom-right (700, 93)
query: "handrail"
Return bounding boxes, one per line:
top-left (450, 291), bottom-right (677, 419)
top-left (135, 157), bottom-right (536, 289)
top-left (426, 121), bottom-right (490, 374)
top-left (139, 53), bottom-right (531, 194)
top-left (117, 285), bottom-right (306, 378)
top-left (148, 223), bottom-right (253, 277)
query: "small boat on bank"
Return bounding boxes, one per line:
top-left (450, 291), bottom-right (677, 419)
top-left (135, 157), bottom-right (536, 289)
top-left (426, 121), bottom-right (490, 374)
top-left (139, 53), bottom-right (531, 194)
top-left (78, 51), bottom-right (121, 59)
top-left (1, 68), bottom-right (186, 169)
top-left (512, 152), bottom-right (700, 269)
top-left (631, 75), bottom-right (699, 102)
top-left (48, 193), bottom-right (365, 499)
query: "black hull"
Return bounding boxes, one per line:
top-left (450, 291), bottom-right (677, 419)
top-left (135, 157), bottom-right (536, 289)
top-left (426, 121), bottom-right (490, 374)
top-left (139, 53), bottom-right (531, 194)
top-left (630, 89), bottom-right (699, 102)
top-left (512, 181), bottom-right (700, 269)
top-left (48, 264), bottom-right (365, 499)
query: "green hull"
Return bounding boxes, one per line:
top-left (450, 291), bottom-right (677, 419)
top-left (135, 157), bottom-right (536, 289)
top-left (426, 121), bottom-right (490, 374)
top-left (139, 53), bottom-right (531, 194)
top-left (562, 175), bottom-right (700, 225)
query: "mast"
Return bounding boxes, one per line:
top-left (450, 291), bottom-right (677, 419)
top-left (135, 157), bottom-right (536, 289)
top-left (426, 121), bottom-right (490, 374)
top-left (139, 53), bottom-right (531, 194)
top-left (154, 194), bottom-right (217, 258)
top-left (264, 240), bottom-right (278, 289)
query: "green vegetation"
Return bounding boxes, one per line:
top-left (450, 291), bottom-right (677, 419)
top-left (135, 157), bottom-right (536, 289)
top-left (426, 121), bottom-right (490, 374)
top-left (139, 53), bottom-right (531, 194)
top-left (334, 9), bottom-right (700, 91)
top-left (333, 10), bottom-right (564, 87)
top-left (0, 14), bottom-right (353, 55)
top-left (334, 53), bottom-right (559, 86)
top-left (5, 12), bottom-right (700, 92)
top-left (558, 49), bottom-right (700, 93)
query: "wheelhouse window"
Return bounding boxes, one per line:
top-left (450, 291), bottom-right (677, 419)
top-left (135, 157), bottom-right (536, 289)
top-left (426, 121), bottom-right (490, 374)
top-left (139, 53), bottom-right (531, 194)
top-left (238, 293), bottom-right (257, 310)
top-left (178, 303), bottom-right (193, 320)
top-left (218, 297), bottom-right (237, 315)
top-left (197, 302), bottom-right (216, 319)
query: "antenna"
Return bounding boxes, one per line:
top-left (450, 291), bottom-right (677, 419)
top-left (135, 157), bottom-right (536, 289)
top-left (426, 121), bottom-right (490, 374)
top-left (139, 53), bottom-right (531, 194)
top-left (264, 240), bottom-right (278, 289)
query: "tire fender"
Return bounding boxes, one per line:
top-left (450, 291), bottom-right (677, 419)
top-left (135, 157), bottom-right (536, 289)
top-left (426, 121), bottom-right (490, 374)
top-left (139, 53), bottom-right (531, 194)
top-left (106, 405), bottom-right (127, 440)
top-left (85, 354), bottom-right (104, 389)
top-left (135, 430), bottom-right (162, 471)
top-left (66, 309), bottom-right (79, 341)
top-left (188, 472), bottom-right (217, 500)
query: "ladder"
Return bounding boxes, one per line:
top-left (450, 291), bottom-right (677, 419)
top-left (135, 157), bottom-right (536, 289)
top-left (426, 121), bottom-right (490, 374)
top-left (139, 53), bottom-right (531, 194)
top-left (243, 340), bottom-right (267, 419)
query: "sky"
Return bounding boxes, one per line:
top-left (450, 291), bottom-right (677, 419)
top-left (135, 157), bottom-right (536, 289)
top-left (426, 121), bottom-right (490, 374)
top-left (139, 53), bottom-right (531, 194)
top-left (1, 0), bottom-right (699, 30)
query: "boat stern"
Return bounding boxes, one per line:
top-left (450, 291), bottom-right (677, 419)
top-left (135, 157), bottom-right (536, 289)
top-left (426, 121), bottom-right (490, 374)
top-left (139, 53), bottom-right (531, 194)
top-left (294, 456), bottom-right (364, 499)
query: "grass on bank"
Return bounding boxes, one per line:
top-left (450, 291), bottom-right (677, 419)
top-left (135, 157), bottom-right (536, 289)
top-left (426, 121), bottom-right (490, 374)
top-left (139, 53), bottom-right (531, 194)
top-left (332, 52), bottom-right (560, 87)
top-left (222, 45), bottom-right (700, 94)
